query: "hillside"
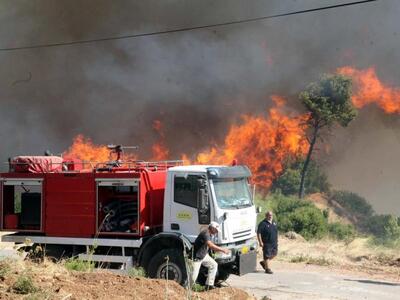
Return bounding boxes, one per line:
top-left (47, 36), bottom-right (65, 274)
top-left (306, 193), bottom-right (355, 224)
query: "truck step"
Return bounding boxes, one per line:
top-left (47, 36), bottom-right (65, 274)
top-left (78, 254), bottom-right (133, 270)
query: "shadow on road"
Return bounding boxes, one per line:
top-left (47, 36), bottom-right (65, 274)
top-left (344, 278), bottom-right (400, 286)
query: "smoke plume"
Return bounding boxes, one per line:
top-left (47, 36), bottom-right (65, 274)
top-left (1, 0), bottom-right (400, 214)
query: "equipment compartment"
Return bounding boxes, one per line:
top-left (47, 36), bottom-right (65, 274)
top-left (1, 179), bottom-right (43, 231)
top-left (97, 179), bottom-right (139, 234)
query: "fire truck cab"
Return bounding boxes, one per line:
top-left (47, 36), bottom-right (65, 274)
top-left (0, 156), bottom-right (257, 285)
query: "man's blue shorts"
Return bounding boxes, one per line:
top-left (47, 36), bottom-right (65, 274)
top-left (263, 246), bottom-right (278, 259)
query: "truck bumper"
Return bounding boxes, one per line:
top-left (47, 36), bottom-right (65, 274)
top-left (238, 250), bottom-right (257, 275)
top-left (216, 248), bottom-right (257, 276)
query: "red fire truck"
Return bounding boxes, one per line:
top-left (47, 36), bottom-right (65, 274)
top-left (0, 153), bottom-right (258, 285)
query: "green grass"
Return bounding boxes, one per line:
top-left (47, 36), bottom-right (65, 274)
top-left (191, 283), bottom-right (205, 292)
top-left (127, 267), bottom-right (146, 278)
top-left (12, 274), bottom-right (37, 294)
top-left (64, 258), bottom-right (94, 272)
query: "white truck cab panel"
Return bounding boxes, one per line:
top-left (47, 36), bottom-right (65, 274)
top-left (163, 165), bottom-right (257, 245)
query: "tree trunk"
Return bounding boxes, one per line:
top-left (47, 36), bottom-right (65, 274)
top-left (299, 125), bottom-right (319, 199)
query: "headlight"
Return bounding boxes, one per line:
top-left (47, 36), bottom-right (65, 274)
top-left (249, 237), bottom-right (258, 250)
top-left (214, 249), bottom-right (232, 259)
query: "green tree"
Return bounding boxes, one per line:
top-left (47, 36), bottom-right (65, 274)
top-left (299, 74), bottom-right (357, 198)
top-left (365, 214), bottom-right (400, 242)
top-left (272, 158), bottom-right (330, 196)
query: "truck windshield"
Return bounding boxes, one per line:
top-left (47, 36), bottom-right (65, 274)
top-left (212, 178), bottom-right (252, 209)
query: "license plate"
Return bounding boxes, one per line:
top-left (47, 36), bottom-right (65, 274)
top-left (241, 246), bottom-right (249, 254)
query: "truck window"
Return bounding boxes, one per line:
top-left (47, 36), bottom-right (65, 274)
top-left (174, 176), bottom-right (199, 208)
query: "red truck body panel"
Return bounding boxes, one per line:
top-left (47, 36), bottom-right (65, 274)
top-left (0, 158), bottom-right (172, 238)
top-left (45, 173), bottom-right (96, 237)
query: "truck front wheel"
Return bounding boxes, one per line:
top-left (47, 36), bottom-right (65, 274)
top-left (147, 249), bottom-right (187, 285)
top-left (197, 266), bottom-right (230, 286)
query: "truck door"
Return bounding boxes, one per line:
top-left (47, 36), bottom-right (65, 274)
top-left (169, 174), bottom-right (210, 241)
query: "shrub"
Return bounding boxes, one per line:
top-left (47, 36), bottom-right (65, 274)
top-left (127, 267), bottom-right (146, 278)
top-left (191, 283), bottom-right (205, 292)
top-left (366, 214), bottom-right (400, 245)
top-left (330, 190), bottom-right (374, 219)
top-left (0, 260), bottom-right (11, 279)
top-left (328, 222), bottom-right (356, 240)
top-left (12, 274), bottom-right (37, 294)
top-left (272, 159), bottom-right (330, 196)
top-left (256, 192), bottom-right (311, 224)
top-left (272, 168), bottom-right (300, 196)
top-left (256, 193), bottom-right (362, 241)
top-left (288, 206), bottom-right (328, 240)
top-left (64, 258), bottom-right (94, 272)
top-left (256, 193), bottom-right (328, 240)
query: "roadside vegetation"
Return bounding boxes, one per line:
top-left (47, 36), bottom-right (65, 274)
top-left (127, 266), bottom-right (146, 278)
top-left (256, 192), bottom-right (356, 241)
top-left (289, 255), bottom-right (333, 266)
top-left (262, 142), bottom-right (400, 249)
top-left (64, 257), bottom-right (95, 272)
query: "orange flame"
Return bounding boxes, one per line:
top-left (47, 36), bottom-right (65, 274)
top-left (63, 134), bottom-right (137, 162)
top-left (338, 66), bottom-right (400, 114)
top-left (63, 134), bottom-right (110, 162)
top-left (151, 120), bottom-right (169, 160)
top-left (152, 143), bottom-right (170, 161)
top-left (193, 96), bottom-right (309, 188)
top-left (64, 98), bottom-right (309, 188)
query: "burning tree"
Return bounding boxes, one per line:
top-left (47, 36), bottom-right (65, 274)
top-left (299, 74), bottom-right (357, 198)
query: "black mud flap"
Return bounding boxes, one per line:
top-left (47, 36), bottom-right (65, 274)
top-left (238, 250), bottom-right (257, 275)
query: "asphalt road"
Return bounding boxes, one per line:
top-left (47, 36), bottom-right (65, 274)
top-left (227, 261), bottom-right (400, 300)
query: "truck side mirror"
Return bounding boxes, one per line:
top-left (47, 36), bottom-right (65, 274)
top-left (197, 179), bottom-right (210, 224)
top-left (198, 188), bottom-right (208, 212)
top-left (256, 206), bottom-right (262, 214)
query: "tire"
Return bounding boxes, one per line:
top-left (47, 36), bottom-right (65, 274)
top-left (196, 266), bottom-right (230, 286)
top-left (147, 249), bottom-right (187, 285)
top-left (215, 270), bottom-right (230, 286)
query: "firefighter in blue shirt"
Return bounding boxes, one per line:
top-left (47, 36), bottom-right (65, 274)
top-left (257, 211), bottom-right (278, 274)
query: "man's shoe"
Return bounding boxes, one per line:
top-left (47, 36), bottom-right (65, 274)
top-left (259, 261), bottom-right (266, 270)
top-left (205, 285), bottom-right (216, 290)
top-left (265, 268), bottom-right (273, 274)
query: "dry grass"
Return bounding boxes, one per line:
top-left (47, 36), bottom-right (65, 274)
top-left (290, 255), bottom-right (333, 266)
top-left (277, 234), bottom-right (400, 278)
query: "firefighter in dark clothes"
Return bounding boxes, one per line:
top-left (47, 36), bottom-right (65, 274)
top-left (257, 211), bottom-right (278, 274)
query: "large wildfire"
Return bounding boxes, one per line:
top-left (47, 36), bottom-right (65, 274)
top-left (64, 96), bottom-right (309, 188)
top-left (193, 96), bottom-right (309, 187)
top-left (63, 66), bottom-right (399, 189)
top-left (338, 66), bottom-right (400, 114)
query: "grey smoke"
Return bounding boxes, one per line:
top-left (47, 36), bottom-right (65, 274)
top-left (1, 0), bottom-right (400, 215)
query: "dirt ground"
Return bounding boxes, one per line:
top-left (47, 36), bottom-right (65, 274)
top-left (0, 257), bottom-right (254, 300)
top-left (1, 231), bottom-right (400, 299)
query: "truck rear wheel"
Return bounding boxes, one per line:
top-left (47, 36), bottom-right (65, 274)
top-left (147, 249), bottom-right (187, 285)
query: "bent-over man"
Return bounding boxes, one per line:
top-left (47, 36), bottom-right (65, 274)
top-left (191, 222), bottom-right (230, 290)
top-left (257, 211), bottom-right (278, 274)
